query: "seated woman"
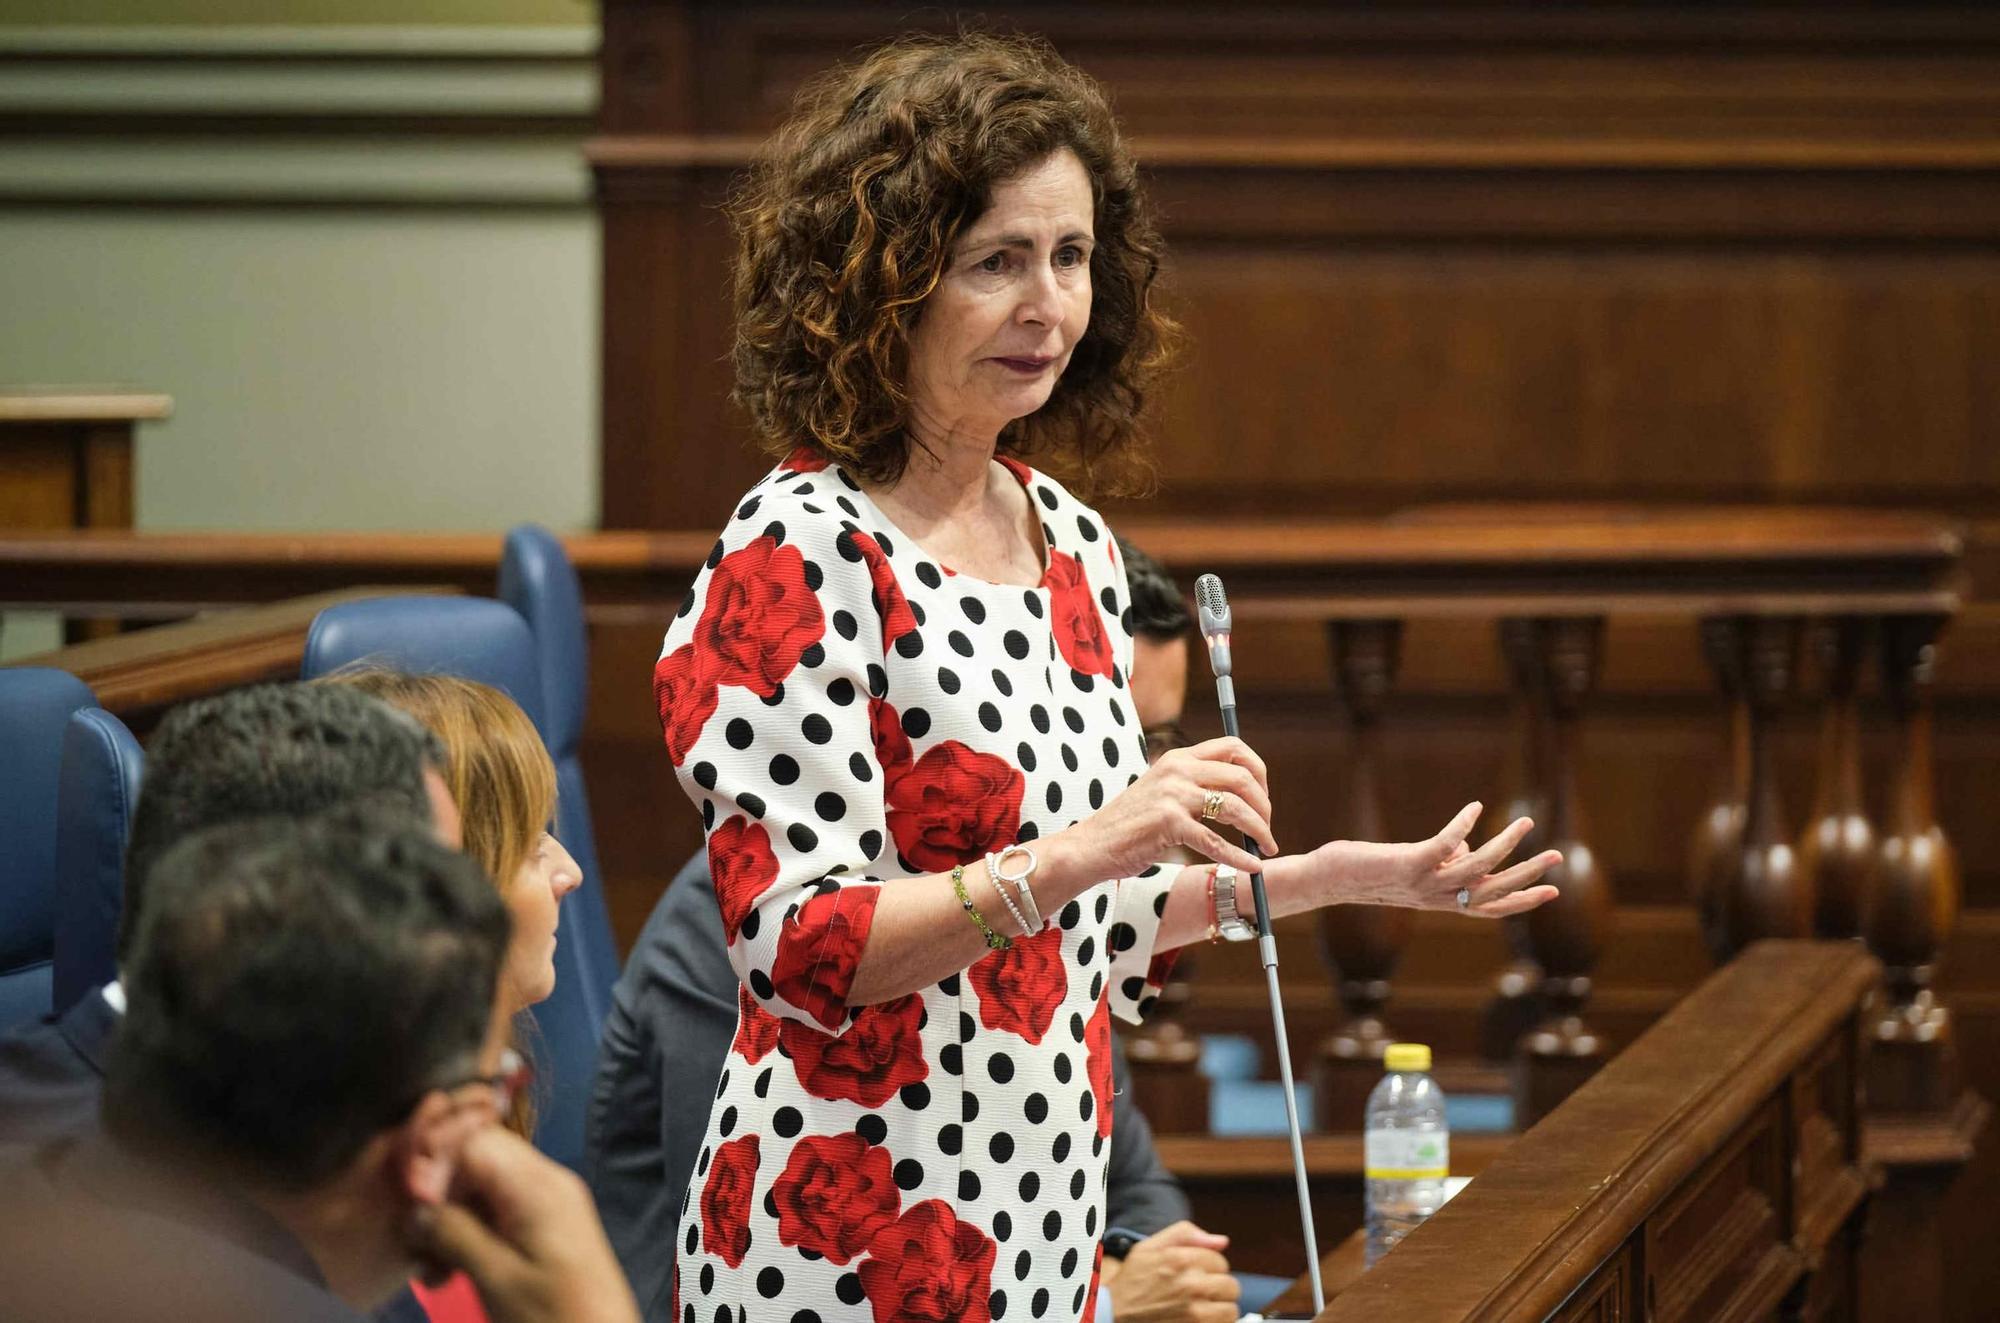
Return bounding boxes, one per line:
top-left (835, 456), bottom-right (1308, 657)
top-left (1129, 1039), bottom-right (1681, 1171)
top-left (318, 669), bottom-right (584, 1323)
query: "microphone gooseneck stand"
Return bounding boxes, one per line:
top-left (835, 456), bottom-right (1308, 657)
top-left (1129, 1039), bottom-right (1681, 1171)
top-left (1194, 574), bottom-right (1324, 1314)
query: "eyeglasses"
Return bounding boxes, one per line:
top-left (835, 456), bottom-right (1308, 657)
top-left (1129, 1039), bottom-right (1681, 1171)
top-left (433, 1048), bottom-right (534, 1124)
top-left (1142, 721), bottom-right (1190, 764)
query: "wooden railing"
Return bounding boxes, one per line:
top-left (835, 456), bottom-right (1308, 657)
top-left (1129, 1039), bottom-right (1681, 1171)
top-left (1277, 941), bottom-right (1876, 1321)
top-left (2, 586), bottom-right (457, 732)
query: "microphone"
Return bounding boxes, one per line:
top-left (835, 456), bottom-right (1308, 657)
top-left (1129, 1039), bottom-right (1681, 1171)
top-left (1193, 573), bottom-right (1324, 1312)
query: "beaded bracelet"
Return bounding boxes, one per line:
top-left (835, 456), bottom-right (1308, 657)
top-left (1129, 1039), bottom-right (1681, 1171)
top-left (952, 863), bottom-right (1012, 951)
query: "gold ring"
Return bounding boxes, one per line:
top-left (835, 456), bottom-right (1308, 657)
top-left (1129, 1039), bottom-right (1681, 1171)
top-left (1201, 790), bottom-right (1226, 821)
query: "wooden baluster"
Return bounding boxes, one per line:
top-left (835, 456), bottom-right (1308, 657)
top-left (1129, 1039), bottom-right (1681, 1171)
top-left (1866, 613), bottom-right (1962, 1112)
top-left (1313, 619), bottom-right (1412, 1129)
top-left (1690, 617), bottom-right (1752, 963)
top-left (1515, 616), bottom-right (1614, 1126)
top-left (1123, 947), bottom-right (1210, 1134)
top-left (1799, 616), bottom-right (1875, 940)
top-left (1713, 615), bottom-right (1812, 958)
top-left (1481, 617), bottom-right (1546, 1063)
top-left (1857, 612), bottom-right (1989, 1323)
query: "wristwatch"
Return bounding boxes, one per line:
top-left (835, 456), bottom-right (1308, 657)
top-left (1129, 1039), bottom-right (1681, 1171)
top-left (1210, 865), bottom-right (1257, 942)
top-left (1101, 1227), bottom-right (1146, 1261)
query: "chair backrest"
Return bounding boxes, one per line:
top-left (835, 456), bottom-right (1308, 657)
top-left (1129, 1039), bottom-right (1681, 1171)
top-left (0, 668), bottom-right (96, 1031)
top-left (299, 593), bottom-right (596, 1171)
top-left (52, 707), bottom-right (145, 1016)
top-left (497, 526), bottom-right (618, 1034)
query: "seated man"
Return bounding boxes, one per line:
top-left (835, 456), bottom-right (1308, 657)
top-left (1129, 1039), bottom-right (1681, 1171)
top-left (587, 537), bottom-right (1241, 1323)
top-left (0, 681), bottom-right (459, 1147)
top-left (0, 812), bottom-right (637, 1323)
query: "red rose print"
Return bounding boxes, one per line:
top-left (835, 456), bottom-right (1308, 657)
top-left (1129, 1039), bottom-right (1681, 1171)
top-left (885, 742), bottom-right (1024, 874)
top-left (772, 1131), bottom-right (901, 1264)
top-left (869, 694), bottom-right (913, 790)
top-left (653, 643), bottom-right (717, 766)
top-left (698, 535), bottom-right (825, 697)
top-left (1081, 1243), bottom-right (1104, 1323)
top-left (1085, 999), bottom-right (1115, 1139)
top-left (734, 983), bottom-right (780, 1063)
top-left (699, 1133), bottom-right (760, 1269)
top-left (779, 993), bottom-right (927, 1108)
top-left (846, 529), bottom-right (916, 651)
top-left (708, 815), bottom-right (778, 944)
top-left (1145, 950), bottom-right (1179, 994)
top-left (1045, 549), bottom-right (1115, 678)
top-left (859, 1199), bottom-right (996, 1323)
top-left (967, 928), bottom-right (1067, 1045)
top-left (781, 446), bottom-right (829, 473)
top-left (770, 887), bottom-right (882, 1030)
top-left (995, 455), bottom-right (1033, 485)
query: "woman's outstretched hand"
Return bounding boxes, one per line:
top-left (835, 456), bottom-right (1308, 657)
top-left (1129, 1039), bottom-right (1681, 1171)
top-left (1306, 801), bottom-right (1561, 917)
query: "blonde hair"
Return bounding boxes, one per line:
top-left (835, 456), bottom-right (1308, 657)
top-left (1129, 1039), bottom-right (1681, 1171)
top-left (315, 666), bottom-right (558, 1139)
top-left (320, 668), bottom-right (556, 893)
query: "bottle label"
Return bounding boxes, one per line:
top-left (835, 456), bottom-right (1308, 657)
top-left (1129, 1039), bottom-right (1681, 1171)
top-left (1364, 1128), bottom-right (1449, 1180)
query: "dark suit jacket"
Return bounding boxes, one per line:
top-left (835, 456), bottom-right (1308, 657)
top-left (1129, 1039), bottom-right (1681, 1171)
top-left (0, 1132), bottom-right (361, 1322)
top-left (0, 985), bottom-right (115, 1146)
top-left (585, 853), bottom-right (1191, 1320)
top-left (0, 987), bottom-right (431, 1323)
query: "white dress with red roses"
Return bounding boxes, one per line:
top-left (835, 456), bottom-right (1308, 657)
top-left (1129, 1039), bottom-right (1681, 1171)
top-left (653, 452), bottom-right (1183, 1323)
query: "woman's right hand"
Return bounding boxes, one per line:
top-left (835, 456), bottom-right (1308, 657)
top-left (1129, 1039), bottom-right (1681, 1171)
top-left (1047, 737), bottom-right (1277, 883)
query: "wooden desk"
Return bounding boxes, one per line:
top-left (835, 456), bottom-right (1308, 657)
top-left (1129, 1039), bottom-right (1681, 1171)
top-left (1, 389), bottom-right (171, 644)
top-left (0, 390), bottom-right (169, 534)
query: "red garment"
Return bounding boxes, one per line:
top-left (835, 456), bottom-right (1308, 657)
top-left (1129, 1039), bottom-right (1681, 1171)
top-left (410, 1272), bottom-right (488, 1323)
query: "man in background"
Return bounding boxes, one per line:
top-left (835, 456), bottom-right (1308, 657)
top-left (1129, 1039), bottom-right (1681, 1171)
top-left (0, 682), bottom-right (461, 1147)
top-left (0, 812), bottom-right (638, 1323)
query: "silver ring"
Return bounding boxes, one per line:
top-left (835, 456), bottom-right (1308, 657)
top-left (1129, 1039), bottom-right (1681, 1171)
top-left (1201, 790), bottom-right (1226, 821)
top-left (1455, 887), bottom-right (1472, 911)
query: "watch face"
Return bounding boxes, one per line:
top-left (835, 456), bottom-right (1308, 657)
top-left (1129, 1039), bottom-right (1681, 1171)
top-left (1102, 1229), bottom-right (1142, 1259)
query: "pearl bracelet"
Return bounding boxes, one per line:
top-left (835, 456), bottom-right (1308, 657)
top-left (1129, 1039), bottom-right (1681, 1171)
top-left (989, 844), bottom-right (1045, 934)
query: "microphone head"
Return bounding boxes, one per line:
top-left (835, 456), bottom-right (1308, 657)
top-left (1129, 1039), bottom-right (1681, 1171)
top-left (1194, 573), bottom-right (1234, 678)
top-left (1194, 574), bottom-right (1232, 640)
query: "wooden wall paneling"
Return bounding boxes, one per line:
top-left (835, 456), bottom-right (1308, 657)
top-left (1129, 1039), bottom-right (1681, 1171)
top-left (596, 168), bottom-right (744, 530)
top-left (596, 5), bottom-right (2000, 534)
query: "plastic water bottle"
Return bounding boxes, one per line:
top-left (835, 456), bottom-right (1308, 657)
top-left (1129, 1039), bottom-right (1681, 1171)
top-left (1363, 1041), bottom-right (1449, 1267)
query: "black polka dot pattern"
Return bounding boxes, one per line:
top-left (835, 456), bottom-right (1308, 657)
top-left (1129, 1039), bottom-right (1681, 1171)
top-left (661, 454), bottom-right (1183, 1315)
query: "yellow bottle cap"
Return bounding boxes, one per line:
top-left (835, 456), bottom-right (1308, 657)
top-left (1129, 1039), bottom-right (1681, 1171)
top-left (1383, 1043), bottom-right (1432, 1073)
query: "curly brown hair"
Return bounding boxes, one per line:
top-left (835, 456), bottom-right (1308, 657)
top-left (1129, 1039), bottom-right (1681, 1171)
top-left (729, 32), bottom-right (1177, 496)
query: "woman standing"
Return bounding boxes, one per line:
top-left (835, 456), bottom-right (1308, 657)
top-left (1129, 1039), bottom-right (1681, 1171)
top-left (656, 33), bottom-right (1561, 1321)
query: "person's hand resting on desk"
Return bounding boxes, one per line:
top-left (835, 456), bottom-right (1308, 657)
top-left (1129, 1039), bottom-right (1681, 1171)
top-left (1102, 1221), bottom-right (1242, 1323)
top-left (410, 1126), bottom-right (640, 1323)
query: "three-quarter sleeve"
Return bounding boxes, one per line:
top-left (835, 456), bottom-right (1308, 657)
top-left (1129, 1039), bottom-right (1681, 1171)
top-left (1095, 531), bottom-right (1186, 1024)
top-left (655, 502), bottom-right (893, 1037)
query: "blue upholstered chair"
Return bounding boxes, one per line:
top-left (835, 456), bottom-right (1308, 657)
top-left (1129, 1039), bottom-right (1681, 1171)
top-left (497, 525), bottom-right (618, 1044)
top-left (0, 668), bottom-right (97, 1031)
top-left (299, 593), bottom-right (599, 1171)
top-left (52, 706), bottom-right (145, 1015)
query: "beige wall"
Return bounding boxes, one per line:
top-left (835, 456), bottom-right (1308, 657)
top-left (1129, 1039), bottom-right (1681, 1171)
top-left (0, 15), bottom-right (599, 656)
top-left (3, 207), bottom-right (597, 533)
top-left (0, 21), bottom-right (599, 535)
top-left (0, 0), bottom-right (591, 26)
